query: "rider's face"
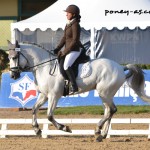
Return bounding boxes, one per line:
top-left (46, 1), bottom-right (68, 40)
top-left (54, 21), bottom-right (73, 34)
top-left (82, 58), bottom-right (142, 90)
top-left (66, 12), bottom-right (74, 20)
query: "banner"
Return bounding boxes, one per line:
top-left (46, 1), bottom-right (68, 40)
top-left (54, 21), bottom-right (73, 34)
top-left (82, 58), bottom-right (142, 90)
top-left (0, 71), bottom-right (150, 108)
top-left (94, 28), bottom-right (150, 64)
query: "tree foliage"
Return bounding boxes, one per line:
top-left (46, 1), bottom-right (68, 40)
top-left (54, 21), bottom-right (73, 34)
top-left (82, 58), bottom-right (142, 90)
top-left (0, 49), bottom-right (9, 76)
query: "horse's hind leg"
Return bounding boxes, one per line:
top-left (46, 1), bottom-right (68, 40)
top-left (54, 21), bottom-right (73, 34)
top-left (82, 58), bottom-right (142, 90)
top-left (47, 94), bottom-right (72, 133)
top-left (32, 93), bottom-right (47, 136)
top-left (95, 98), bottom-right (117, 142)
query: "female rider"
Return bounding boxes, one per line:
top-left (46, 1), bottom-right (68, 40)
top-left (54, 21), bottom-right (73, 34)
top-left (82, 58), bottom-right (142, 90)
top-left (54, 5), bottom-right (82, 94)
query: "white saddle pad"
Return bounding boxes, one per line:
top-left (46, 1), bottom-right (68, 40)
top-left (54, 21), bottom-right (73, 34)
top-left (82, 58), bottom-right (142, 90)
top-left (77, 62), bottom-right (92, 79)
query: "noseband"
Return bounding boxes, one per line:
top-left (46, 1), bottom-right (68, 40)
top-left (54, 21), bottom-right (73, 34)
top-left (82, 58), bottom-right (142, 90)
top-left (9, 49), bottom-right (29, 73)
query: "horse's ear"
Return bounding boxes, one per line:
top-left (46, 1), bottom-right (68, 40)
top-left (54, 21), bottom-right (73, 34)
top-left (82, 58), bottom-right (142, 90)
top-left (7, 40), bottom-right (12, 49)
top-left (15, 40), bottom-right (20, 48)
top-left (7, 40), bottom-right (15, 50)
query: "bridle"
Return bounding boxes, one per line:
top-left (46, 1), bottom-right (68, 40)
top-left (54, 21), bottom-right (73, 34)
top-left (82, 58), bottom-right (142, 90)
top-left (9, 49), bottom-right (28, 73)
top-left (9, 48), bottom-right (58, 74)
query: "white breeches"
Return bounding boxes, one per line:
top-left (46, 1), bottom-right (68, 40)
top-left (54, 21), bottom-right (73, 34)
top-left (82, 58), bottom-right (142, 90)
top-left (64, 51), bottom-right (81, 70)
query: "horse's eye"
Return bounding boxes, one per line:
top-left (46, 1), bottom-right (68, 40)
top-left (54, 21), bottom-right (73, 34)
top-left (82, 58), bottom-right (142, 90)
top-left (12, 56), bottom-right (17, 60)
top-left (8, 56), bottom-right (17, 60)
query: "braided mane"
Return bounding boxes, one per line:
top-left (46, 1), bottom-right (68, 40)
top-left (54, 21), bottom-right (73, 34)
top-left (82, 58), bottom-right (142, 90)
top-left (21, 41), bottom-right (50, 51)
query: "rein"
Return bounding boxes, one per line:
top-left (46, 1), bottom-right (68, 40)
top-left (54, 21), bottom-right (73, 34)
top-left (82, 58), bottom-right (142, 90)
top-left (9, 45), bottom-right (58, 73)
top-left (25, 57), bottom-right (58, 71)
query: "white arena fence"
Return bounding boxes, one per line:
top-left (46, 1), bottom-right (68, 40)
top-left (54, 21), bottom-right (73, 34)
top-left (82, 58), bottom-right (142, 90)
top-left (0, 118), bottom-right (150, 139)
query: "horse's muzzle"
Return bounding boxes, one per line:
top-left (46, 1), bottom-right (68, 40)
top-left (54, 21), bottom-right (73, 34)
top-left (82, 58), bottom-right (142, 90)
top-left (10, 71), bottom-right (20, 80)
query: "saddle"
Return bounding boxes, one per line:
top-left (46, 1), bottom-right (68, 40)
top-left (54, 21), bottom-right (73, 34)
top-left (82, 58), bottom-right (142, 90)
top-left (72, 47), bottom-right (90, 78)
top-left (59, 45), bottom-right (91, 96)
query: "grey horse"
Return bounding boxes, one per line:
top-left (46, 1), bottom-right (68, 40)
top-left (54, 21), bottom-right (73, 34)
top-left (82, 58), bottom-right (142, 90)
top-left (8, 41), bottom-right (150, 142)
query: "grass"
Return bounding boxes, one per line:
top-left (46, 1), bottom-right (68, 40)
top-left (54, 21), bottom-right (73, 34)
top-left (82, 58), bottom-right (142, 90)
top-left (39, 105), bottom-right (150, 115)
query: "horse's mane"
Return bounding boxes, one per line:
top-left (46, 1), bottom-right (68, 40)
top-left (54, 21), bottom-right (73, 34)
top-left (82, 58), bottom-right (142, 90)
top-left (20, 41), bottom-right (55, 57)
top-left (20, 41), bottom-right (50, 52)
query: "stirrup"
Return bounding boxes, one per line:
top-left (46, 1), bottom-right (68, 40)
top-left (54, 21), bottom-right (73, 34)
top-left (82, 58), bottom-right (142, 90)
top-left (69, 90), bottom-right (78, 95)
top-left (69, 86), bottom-right (78, 95)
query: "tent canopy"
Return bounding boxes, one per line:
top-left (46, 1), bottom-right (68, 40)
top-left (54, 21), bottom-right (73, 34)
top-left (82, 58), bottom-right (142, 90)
top-left (11, 0), bottom-right (150, 31)
top-left (11, 0), bottom-right (150, 64)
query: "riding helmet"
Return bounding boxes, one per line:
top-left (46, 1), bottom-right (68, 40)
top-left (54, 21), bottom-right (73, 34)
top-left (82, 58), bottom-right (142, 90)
top-left (64, 5), bottom-right (80, 15)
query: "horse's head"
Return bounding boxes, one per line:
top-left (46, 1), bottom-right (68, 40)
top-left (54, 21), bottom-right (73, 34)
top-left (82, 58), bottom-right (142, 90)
top-left (7, 40), bottom-right (28, 80)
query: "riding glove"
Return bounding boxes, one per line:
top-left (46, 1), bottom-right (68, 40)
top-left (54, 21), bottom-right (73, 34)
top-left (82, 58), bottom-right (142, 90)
top-left (53, 48), bottom-right (60, 55)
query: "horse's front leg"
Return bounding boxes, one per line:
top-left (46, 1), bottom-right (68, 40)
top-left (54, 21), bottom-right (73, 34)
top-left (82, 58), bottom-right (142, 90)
top-left (32, 93), bottom-right (48, 136)
top-left (47, 94), bottom-right (72, 133)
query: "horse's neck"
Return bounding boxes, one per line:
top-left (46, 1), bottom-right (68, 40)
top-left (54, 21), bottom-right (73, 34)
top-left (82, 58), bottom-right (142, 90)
top-left (21, 44), bottom-right (52, 66)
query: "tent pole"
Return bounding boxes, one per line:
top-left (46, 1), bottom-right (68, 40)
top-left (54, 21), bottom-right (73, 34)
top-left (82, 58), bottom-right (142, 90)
top-left (90, 27), bottom-right (95, 59)
top-left (11, 25), bottom-right (15, 44)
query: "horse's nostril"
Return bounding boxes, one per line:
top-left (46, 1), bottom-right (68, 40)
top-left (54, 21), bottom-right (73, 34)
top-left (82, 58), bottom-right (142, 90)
top-left (11, 74), bottom-right (15, 79)
top-left (10, 71), bottom-right (20, 80)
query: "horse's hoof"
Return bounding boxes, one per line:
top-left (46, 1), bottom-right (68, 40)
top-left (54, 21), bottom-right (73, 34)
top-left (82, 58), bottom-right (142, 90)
top-left (95, 134), bottom-right (103, 142)
top-left (63, 126), bottom-right (72, 133)
top-left (35, 129), bottom-right (42, 137)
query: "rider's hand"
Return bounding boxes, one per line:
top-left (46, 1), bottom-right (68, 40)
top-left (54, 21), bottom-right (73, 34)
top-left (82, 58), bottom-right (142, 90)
top-left (53, 48), bottom-right (59, 55)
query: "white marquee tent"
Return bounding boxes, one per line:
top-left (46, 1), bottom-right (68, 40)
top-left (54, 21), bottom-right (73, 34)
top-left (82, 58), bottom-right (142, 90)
top-left (11, 0), bottom-right (150, 63)
top-left (11, 0), bottom-right (150, 30)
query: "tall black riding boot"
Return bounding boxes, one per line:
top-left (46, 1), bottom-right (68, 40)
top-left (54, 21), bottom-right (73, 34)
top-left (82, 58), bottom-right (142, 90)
top-left (65, 67), bottom-right (78, 94)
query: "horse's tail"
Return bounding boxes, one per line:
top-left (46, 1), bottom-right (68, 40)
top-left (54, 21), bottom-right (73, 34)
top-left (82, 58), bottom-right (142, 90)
top-left (124, 64), bottom-right (150, 102)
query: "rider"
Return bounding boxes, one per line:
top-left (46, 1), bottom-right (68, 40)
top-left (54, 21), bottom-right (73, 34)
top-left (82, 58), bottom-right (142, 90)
top-left (54, 5), bottom-right (81, 94)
